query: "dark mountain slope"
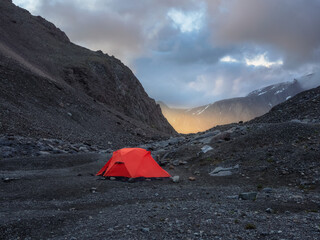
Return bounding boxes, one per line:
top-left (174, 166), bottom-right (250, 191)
top-left (251, 85), bottom-right (320, 124)
top-left (0, 0), bottom-right (175, 146)
top-left (0, 55), bottom-right (169, 147)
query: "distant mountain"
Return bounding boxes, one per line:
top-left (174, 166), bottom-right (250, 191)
top-left (160, 75), bottom-right (319, 133)
top-left (251, 84), bottom-right (320, 124)
top-left (0, 0), bottom-right (175, 147)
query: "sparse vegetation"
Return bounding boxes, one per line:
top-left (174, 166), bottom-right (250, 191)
top-left (245, 223), bottom-right (256, 230)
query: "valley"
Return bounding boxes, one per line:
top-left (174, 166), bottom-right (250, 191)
top-left (0, 1), bottom-right (319, 239)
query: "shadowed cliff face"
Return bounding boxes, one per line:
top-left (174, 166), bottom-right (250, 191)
top-left (160, 80), bottom-right (305, 133)
top-left (0, 0), bottom-right (176, 146)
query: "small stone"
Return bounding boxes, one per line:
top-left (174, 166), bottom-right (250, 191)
top-left (79, 146), bottom-right (88, 152)
top-left (239, 192), bottom-right (257, 200)
top-left (3, 177), bottom-right (18, 183)
top-left (128, 178), bottom-right (135, 183)
top-left (141, 227), bottom-right (150, 232)
top-left (110, 177), bottom-right (116, 181)
top-left (179, 160), bottom-right (187, 165)
top-left (169, 165), bottom-right (175, 170)
top-left (194, 170), bottom-right (200, 175)
top-left (266, 208), bottom-right (274, 214)
top-left (172, 160), bottom-right (180, 166)
top-left (3, 177), bottom-right (11, 183)
top-left (262, 187), bottom-right (273, 193)
top-left (226, 195), bottom-right (238, 199)
top-left (38, 151), bottom-right (50, 155)
top-left (171, 176), bottom-right (180, 183)
top-left (188, 176), bottom-right (196, 181)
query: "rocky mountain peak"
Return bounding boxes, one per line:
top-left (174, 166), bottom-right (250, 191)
top-left (0, 0), bottom-right (176, 147)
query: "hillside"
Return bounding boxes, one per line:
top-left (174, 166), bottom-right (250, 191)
top-left (0, 0), bottom-right (175, 147)
top-left (251, 85), bottom-right (320, 124)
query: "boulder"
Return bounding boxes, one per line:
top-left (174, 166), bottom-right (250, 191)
top-left (239, 192), bottom-right (257, 200)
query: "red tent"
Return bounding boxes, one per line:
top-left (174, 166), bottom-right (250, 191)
top-left (96, 148), bottom-right (171, 178)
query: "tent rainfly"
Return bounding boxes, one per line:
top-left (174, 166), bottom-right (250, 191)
top-left (96, 148), bottom-right (171, 178)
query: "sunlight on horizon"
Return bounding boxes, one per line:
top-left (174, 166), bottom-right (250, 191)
top-left (245, 53), bottom-right (283, 68)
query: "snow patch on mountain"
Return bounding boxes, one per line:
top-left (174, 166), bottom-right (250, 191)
top-left (258, 91), bottom-right (267, 96)
top-left (275, 88), bottom-right (285, 95)
top-left (247, 81), bottom-right (294, 97)
top-left (192, 104), bottom-right (211, 115)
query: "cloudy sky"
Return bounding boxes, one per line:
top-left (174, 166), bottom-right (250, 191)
top-left (13, 0), bottom-right (320, 107)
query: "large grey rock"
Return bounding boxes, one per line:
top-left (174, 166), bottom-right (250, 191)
top-left (209, 164), bottom-right (239, 176)
top-left (239, 192), bottom-right (257, 200)
top-left (210, 170), bottom-right (232, 176)
top-left (201, 145), bottom-right (213, 153)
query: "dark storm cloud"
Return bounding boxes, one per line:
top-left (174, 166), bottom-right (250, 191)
top-left (13, 0), bottom-right (320, 107)
top-left (212, 0), bottom-right (320, 67)
top-left (155, 30), bottom-right (232, 65)
top-left (32, 0), bottom-right (200, 62)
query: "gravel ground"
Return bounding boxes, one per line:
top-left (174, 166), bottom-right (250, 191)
top-left (1, 153), bottom-right (319, 240)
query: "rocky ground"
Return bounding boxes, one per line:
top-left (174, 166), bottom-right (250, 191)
top-left (1, 86), bottom-right (320, 239)
top-left (0, 151), bottom-right (319, 240)
top-left (0, 134), bottom-right (111, 159)
top-left (1, 120), bottom-right (320, 239)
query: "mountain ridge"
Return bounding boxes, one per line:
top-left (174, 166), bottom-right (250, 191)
top-left (0, 0), bottom-right (176, 147)
top-left (159, 75), bottom-right (319, 133)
